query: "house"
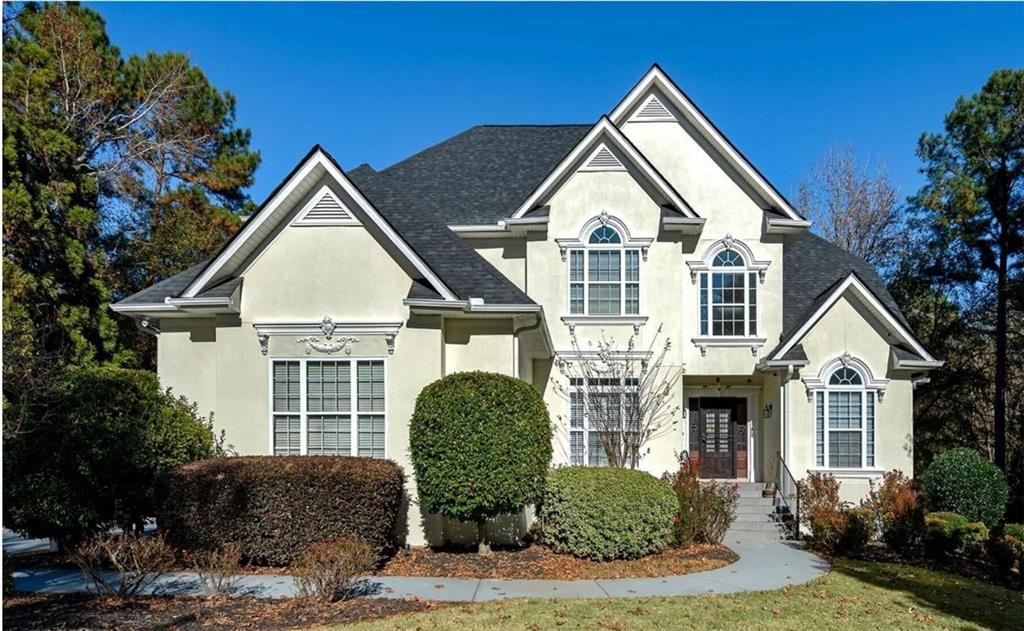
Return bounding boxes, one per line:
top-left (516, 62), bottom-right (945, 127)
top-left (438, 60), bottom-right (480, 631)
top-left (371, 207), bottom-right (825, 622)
top-left (112, 65), bottom-right (941, 545)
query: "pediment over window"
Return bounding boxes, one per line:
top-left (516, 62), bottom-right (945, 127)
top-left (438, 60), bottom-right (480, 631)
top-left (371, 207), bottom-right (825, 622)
top-left (685, 234), bottom-right (771, 284)
top-left (802, 353), bottom-right (889, 403)
top-left (553, 212), bottom-right (653, 262)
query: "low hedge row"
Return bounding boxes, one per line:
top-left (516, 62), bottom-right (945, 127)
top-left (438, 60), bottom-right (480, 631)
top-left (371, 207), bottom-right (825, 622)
top-left (158, 457), bottom-right (404, 566)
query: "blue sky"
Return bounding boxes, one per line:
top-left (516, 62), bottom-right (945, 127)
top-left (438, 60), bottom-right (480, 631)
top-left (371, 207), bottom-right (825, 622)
top-left (90, 2), bottom-right (1023, 205)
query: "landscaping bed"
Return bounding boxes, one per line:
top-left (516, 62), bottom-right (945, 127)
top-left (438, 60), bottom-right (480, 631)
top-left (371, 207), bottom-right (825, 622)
top-left (377, 543), bottom-right (737, 580)
top-left (2, 593), bottom-right (447, 630)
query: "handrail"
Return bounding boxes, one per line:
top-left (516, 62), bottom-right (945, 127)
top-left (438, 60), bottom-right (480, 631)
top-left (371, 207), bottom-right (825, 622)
top-left (776, 451), bottom-right (800, 536)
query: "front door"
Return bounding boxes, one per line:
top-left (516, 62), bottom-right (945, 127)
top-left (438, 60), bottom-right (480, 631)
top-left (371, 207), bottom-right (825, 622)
top-left (689, 397), bottom-right (749, 479)
top-left (700, 405), bottom-right (734, 478)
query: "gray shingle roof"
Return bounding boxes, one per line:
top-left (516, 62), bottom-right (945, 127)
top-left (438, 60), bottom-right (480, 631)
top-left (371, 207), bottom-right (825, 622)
top-left (770, 231), bottom-right (911, 357)
top-left (368, 125), bottom-right (591, 225)
top-left (117, 262), bottom-right (207, 304)
top-left (346, 164), bottom-right (534, 304)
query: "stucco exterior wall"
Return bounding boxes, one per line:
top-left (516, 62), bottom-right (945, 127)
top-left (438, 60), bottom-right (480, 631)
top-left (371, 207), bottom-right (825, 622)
top-left (787, 293), bottom-right (915, 504)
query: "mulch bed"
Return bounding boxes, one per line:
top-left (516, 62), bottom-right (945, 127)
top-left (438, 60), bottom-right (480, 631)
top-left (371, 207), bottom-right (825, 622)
top-left (377, 543), bottom-right (737, 580)
top-left (3, 593), bottom-right (447, 630)
top-left (845, 541), bottom-right (1021, 590)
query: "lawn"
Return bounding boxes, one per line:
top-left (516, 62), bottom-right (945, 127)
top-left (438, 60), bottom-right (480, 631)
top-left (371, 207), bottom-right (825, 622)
top-left (328, 560), bottom-right (1023, 631)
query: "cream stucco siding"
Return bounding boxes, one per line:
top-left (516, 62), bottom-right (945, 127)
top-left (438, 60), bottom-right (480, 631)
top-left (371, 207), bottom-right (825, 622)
top-left (787, 293), bottom-right (915, 503)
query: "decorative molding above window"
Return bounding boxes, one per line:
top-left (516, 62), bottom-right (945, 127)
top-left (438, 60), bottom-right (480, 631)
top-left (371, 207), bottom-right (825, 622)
top-left (554, 211), bottom-right (653, 262)
top-left (292, 186), bottom-right (359, 226)
top-left (802, 352), bottom-right (889, 403)
top-left (629, 93), bottom-right (677, 122)
top-left (252, 318), bottom-right (402, 356)
top-left (686, 234), bottom-right (770, 284)
top-left (578, 143), bottom-right (627, 172)
top-left (691, 336), bottom-right (767, 356)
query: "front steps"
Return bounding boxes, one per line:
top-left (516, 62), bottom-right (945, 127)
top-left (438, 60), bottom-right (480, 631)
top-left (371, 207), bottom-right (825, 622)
top-left (725, 482), bottom-right (796, 541)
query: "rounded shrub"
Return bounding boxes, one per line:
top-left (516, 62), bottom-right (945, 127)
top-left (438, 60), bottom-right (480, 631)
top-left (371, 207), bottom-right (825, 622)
top-left (410, 371), bottom-right (552, 549)
top-left (4, 366), bottom-right (216, 544)
top-left (923, 448), bottom-right (1009, 527)
top-left (158, 456), bottom-right (404, 566)
top-left (540, 467), bottom-right (677, 561)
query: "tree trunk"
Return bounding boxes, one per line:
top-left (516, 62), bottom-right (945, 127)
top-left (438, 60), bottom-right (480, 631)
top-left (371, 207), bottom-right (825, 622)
top-left (476, 518), bottom-right (491, 555)
top-left (994, 243), bottom-right (1008, 471)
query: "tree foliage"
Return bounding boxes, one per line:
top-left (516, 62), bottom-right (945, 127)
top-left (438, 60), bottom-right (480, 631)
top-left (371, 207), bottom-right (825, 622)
top-left (1, 3), bottom-right (260, 428)
top-left (3, 366), bottom-right (219, 544)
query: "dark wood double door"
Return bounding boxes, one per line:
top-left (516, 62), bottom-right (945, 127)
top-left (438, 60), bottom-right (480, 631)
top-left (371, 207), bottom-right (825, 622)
top-left (688, 397), bottom-right (748, 479)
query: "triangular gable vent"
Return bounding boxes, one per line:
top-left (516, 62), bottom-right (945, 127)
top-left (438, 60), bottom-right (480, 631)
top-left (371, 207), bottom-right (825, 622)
top-left (631, 94), bottom-right (676, 122)
top-left (579, 143), bottom-right (626, 172)
top-left (293, 186), bottom-right (359, 226)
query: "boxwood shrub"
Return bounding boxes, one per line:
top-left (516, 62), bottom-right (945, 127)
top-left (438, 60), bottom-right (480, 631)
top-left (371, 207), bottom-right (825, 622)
top-left (158, 456), bottom-right (404, 566)
top-left (540, 467), bottom-right (677, 561)
top-left (923, 511), bottom-right (970, 558)
top-left (922, 448), bottom-right (1008, 527)
top-left (410, 372), bottom-right (552, 549)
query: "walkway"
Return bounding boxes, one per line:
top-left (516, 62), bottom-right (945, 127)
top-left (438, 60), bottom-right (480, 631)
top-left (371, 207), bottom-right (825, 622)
top-left (8, 532), bottom-right (830, 602)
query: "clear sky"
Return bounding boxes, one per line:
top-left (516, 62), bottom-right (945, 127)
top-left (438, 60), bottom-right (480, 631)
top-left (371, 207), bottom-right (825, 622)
top-left (89, 2), bottom-right (1024, 205)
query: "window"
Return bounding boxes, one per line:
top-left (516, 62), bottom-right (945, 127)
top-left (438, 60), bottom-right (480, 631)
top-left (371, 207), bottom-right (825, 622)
top-left (271, 358), bottom-right (386, 457)
top-left (568, 226), bottom-right (640, 316)
top-left (814, 365), bottom-right (875, 468)
top-left (699, 248), bottom-right (757, 336)
top-left (569, 377), bottom-right (639, 466)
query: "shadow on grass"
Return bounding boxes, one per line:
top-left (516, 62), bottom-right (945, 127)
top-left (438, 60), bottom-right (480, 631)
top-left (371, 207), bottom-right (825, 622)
top-left (832, 560), bottom-right (1023, 631)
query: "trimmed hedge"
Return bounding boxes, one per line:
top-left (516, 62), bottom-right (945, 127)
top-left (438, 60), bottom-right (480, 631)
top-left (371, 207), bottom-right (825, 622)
top-left (158, 457), bottom-right (404, 566)
top-left (923, 511), bottom-right (970, 558)
top-left (410, 372), bottom-right (552, 524)
top-left (540, 467), bottom-right (677, 561)
top-left (923, 448), bottom-right (1008, 527)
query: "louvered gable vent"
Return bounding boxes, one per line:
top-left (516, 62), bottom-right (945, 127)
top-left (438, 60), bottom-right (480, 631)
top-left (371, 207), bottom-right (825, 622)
top-left (580, 143), bottom-right (626, 172)
top-left (631, 94), bottom-right (676, 122)
top-left (293, 187), bottom-right (358, 226)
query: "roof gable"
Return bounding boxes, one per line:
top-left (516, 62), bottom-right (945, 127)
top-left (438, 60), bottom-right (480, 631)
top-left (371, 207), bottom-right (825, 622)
top-left (610, 65), bottom-right (804, 222)
top-left (180, 147), bottom-right (458, 302)
top-left (510, 117), bottom-right (698, 219)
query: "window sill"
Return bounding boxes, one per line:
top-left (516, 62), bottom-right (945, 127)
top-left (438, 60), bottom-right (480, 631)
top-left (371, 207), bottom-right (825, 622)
top-left (691, 336), bottom-right (767, 356)
top-left (561, 316), bottom-right (649, 334)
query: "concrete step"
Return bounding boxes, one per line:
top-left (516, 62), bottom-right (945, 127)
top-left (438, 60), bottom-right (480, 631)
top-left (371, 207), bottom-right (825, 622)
top-left (733, 512), bottom-right (783, 523)
top-left (726, 529), bottom-right (792, 542)
top-left (734, 483), bottom-right (768, 499)
top-left (735, 496), bottom-right (776, 507)
top-left (729, 520), bottom-right (789, 534)
top-left (735, 502), bottom-right (784, 514)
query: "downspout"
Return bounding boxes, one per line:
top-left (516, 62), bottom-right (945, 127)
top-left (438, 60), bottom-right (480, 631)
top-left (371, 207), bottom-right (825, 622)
top-left (512, 314), bottom-right (543, 379)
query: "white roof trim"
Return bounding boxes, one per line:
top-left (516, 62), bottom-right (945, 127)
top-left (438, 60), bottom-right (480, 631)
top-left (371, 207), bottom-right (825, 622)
top-left (510, 117), bottom-right (698, 220)
top-left (181, 149), bottom-right (458, 301)
top-left (771, 274), bottom-right (936, 363)
top-left (253, 320), bottom-right (403, 337)
top-left (610, 66), bottom-right (804, 222)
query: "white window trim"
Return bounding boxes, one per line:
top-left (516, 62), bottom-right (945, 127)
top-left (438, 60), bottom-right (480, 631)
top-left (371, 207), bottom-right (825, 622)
top-left (267, 356), bottom-right (387, 458)
top-left (561, 213), bottom-right (650, 319)
top-left (688, 236), bottom-right (769, 353)
top-left (807, 358), bottom-right (883, 471)
top-left (568, 377), bottom-right (639, 467)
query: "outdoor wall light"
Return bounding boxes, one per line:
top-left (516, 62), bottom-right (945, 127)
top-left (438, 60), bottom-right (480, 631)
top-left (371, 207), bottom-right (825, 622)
top-left (762, 404), bottom-right (773, 419)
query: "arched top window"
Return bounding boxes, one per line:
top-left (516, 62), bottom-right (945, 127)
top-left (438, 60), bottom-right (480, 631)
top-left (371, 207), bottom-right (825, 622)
top-left (589, 226), bottom-right (621, 244)
top-left (829, 367), bottom-right (863, 386)
top-left (712, 249), bottom-right (744, 267)
top-left (808, 357), bottom-right (886, 471)
top-left (565, 215), bottom-right (644, 316)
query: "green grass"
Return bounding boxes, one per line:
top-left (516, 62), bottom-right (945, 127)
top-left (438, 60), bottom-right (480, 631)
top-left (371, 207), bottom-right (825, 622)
top-left (330, 560), bottom-right (1023, 630)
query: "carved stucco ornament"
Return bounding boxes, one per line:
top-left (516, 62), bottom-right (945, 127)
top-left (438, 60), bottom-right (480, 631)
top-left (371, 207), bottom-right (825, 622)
top-left (297, 316), bottom-right (359, 355)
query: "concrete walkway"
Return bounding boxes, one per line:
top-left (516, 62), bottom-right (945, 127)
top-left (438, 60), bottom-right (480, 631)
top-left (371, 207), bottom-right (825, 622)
top-left (9, 532), bottom-right (829, 602)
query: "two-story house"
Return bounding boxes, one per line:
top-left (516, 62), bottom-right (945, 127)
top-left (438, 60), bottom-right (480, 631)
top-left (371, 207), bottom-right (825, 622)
top-left (112, 65), bottom-right (941, 546)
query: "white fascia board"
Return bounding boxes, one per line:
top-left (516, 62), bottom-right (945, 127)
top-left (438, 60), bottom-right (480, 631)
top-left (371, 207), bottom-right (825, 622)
top-left (403, 298), bottom-right (541, 314)
top-left (182, 150), bottom-right (458, 302)
top-left (109, 302), bottom-right (179, 314)
top-left (772, 275), bottom-right (936, 363)
top-left (510, 118), bottom-right (698, 220)
top-left (609, 66), bottom-right (804, 222)
top-left (661, 216), bottom-right (706, 234)
top-left (765, 216), bottom-right (812, 234)
top-left (891, 347), bottom-right (945, 370)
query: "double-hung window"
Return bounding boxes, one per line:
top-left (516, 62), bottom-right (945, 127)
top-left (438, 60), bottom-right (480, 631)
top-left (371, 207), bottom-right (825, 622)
top-left (569, 376), bottom-right (640, 466)
top-left (699, 249), bottom-right (757, 336)
top-left (568, 226), bottom-right (640, 316)
top-left (814, 366), bottom-right (875, 469)
top-left (271, 358), bottom-right (386, 457)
